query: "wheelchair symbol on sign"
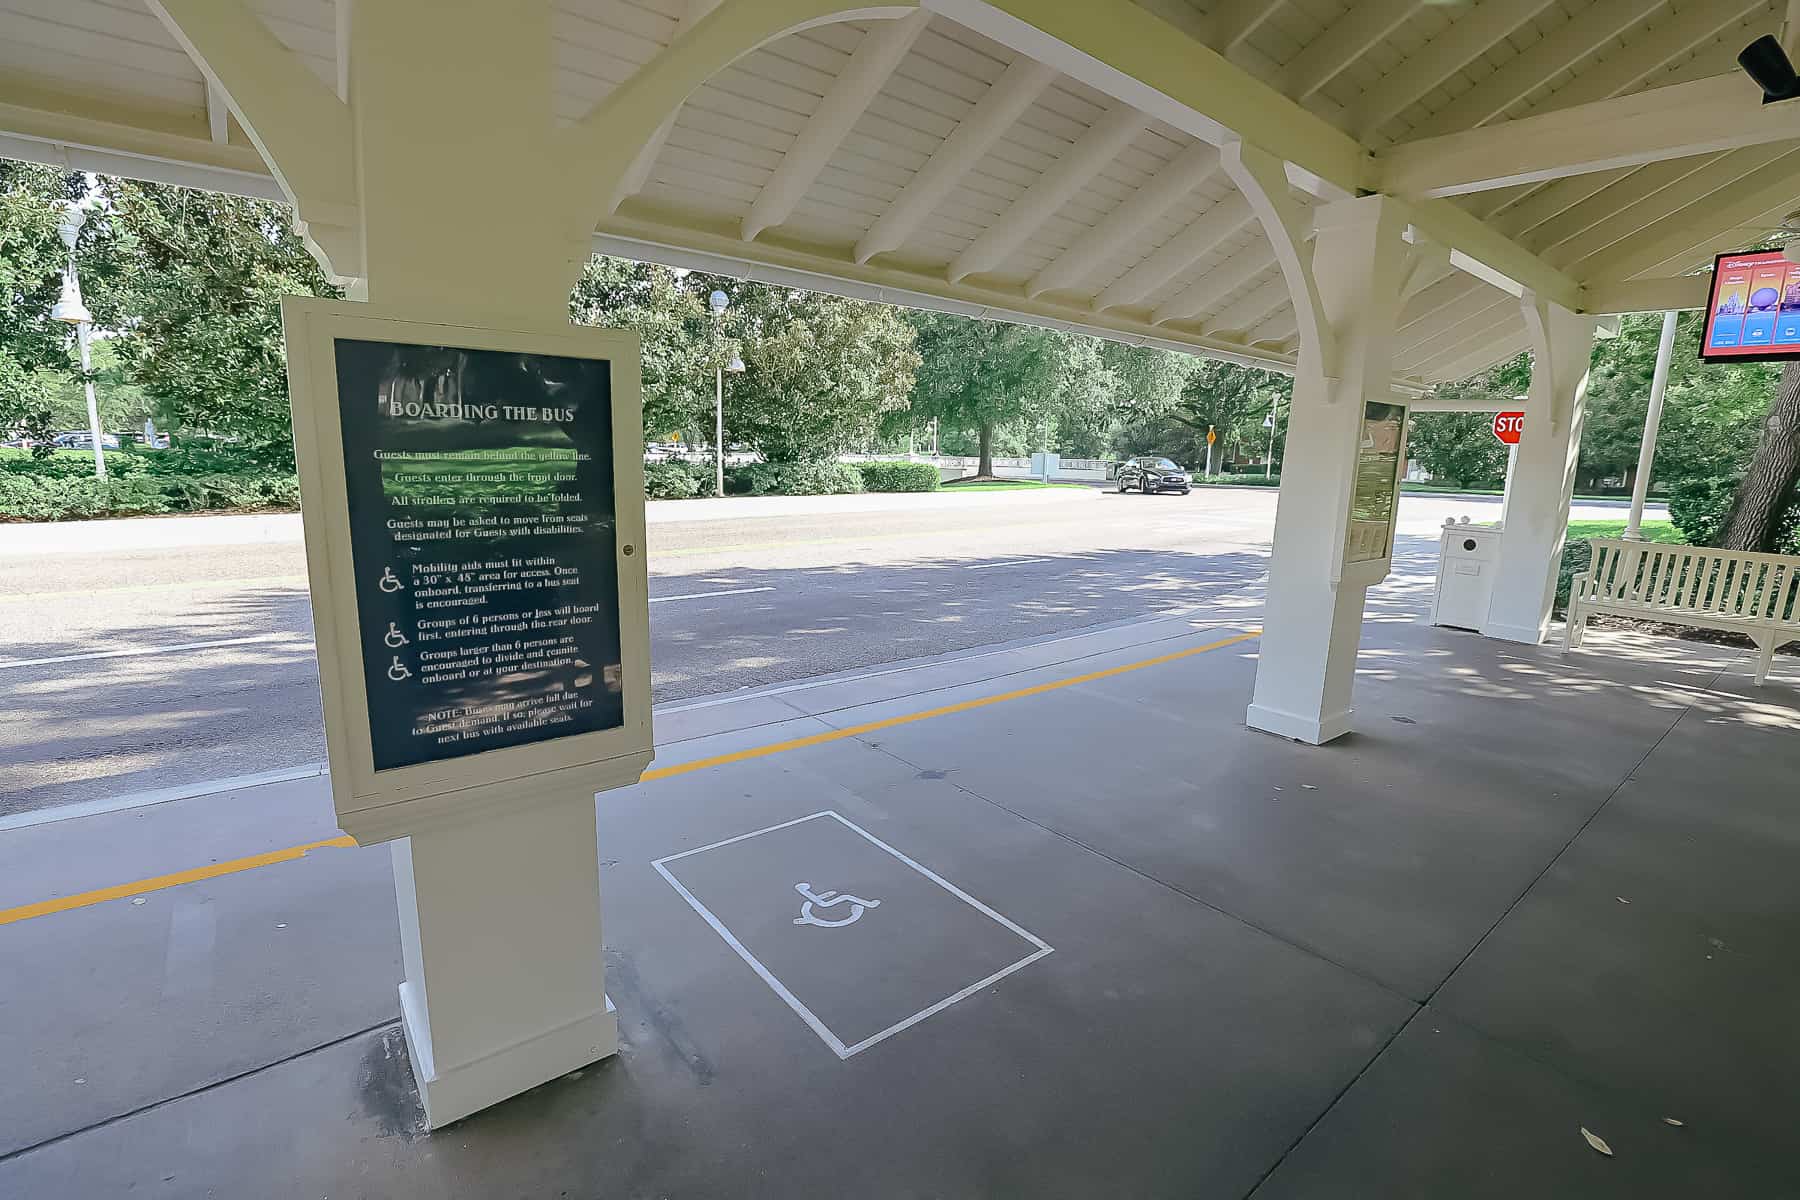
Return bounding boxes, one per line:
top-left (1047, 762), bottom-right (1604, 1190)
top-left (793, 881), bottom-right (881, 929)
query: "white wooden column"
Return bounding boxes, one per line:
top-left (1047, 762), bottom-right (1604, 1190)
top-left (152, 0), bottom-right (637, 1129)
top-left (1246, 194), bottom-right (1410, 745)
top-left (1483, 298), bottom-right (1597, 644)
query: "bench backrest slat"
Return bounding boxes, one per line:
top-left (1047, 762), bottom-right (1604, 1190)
top-left (1580, 539), bottom-right (1800, 628)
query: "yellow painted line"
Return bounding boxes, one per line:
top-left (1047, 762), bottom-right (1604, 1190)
top-left (0, 835), bottom-right (355, 928)
top-left (640, 628), bottom-right (1259, 780)
top-left (0, 629), bottom-right (1257, 927)
top-left (0, 575), bottom-right (309, 603)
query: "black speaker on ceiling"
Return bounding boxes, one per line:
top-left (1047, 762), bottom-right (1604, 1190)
top-left (1738, 34), bottom-right (1800, 104)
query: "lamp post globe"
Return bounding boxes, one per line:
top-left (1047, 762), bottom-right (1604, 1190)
top-left (49, 200), bottom-right (105, 478)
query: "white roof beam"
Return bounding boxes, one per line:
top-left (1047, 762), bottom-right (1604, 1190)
top-left (1211, 0), bottom-right (1281, 53)
top-left (1026, 139), bottom-right (1219, 298)
top-left (744, 9), bottom-right (931, 242)
top-left (1584, 275), bottom-right (1709, 314)
top-left (1282, 0), bottom-right (1424, 104)
top-left (205, 80), bottom-right (229, 145)
top-left (1152, 243), bottom-right (1274, 326)
top-left (1404, 0), bottom-right (1664, 141)
top-left (948, 103), bottom-right (1142, 282)
top-left (1094, 191), bottom-right (1254, 310)
top-left (1379, 74), bottom-right (1799, 198)
top-left (854, 55), bottom-right (1057, 264)
top-left (930, 0), bottom-right (1584, 309)
top-left (1573, 149), bottom-right (1800, 281)
top-left (609, 0), bottom-right (724, 214)
top-left (1348, 0), bottom-right (1558, 140)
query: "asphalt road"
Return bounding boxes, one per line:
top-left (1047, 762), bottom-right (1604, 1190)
top-left (0, 487), bottom-right (1660, 818)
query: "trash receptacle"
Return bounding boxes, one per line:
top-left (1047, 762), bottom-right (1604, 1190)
top-left (1431, 517), bottom-right (1502, 631)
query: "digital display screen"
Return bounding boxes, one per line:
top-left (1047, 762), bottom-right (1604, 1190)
top-left (1700, 249), bottom-right (1800, 362)
top-left (334, 339), bottom-right (625, 771)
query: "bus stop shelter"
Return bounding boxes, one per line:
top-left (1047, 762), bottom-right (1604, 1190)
top-left (2, 1), bottom-right (1798, 1194)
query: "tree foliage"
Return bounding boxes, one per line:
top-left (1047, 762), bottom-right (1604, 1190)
top-left (569, 257), bottom-right (718, 442)
top-left (719, 285), bottom-right (918, 463)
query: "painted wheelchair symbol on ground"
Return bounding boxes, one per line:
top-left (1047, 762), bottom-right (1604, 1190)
top-left (793, 882), bottom-right (881, 928)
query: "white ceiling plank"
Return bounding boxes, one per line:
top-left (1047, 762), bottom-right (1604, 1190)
top-left (1379, 74), bottom-right (1797, 197)
top-left (1026, 138), bottom-right (1219, 298)
top-left (854, 55), bottom-right (1057, 263)
top-left (1405, 0), bottom-right (1668, 140)
top-left (1488, 167), bottom-right (1636, 240)
top-left (1248, 305), bottom-right (1298, 346)
top-left (743, 9), bottom-right (930, 241)
top-left (1094, 190), bottom-right (1253, 310)
top-left (947, 103), bottom-right (1142, 281)
top-left (1398, 294), bottom-right (1518, 368)
top-left (1540, 0), bottom-right (1766, 113)
top-left (1573, 149), bottom-right (1800, 280)
top-left (1151, 242), bottom-right (1274, 325)
top-left (1412, 318), bottom-right (1529, 381)
top-left (1543, 148), bottom-right (1789, 271)
top-left (609, 0), bottom-right (725, 213)
top-left (1524, 156), bottom-right (1725, 259)
top-left (1282, 0), bottom-right (1424, 103)
top-left (1348, 0), bottom-right (1558, 139)
top-left (1210, 271), bottom-right (1292, 335)
top-left (1210, 0), bottom-right (1281, 52)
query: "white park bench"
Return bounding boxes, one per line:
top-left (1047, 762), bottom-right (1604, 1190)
top-left (1565, 538), bottom-right (1800, 685)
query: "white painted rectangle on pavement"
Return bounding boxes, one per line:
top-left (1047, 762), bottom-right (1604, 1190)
top-left (653, 810), bottom-right (1051, 1059)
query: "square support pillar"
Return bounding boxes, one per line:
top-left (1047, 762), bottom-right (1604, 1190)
top-left (1483, 300), bottom-right (1597, 644)
top-left (1247, 195), bottom-right (1410, 745)
top-left (394, 793), bottom-right (618, 1128)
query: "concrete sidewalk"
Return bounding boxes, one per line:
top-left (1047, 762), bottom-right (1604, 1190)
top-left (1, 594), bottom-right (1795, 1196)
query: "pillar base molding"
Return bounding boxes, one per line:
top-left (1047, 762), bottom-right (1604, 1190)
top-left (1245, 703), bottom-right (1353, 746)
top-left (1480, 618), bottom-right (1549, 646)
top-left (400, 981), bottom-right (617, 1130)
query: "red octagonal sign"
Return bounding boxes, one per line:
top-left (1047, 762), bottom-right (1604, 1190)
top-left (1492, 411), bottom-right (1525, 445)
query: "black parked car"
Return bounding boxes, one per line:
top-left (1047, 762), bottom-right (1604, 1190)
top-left (1115, 456), bottom-right (1192, 495)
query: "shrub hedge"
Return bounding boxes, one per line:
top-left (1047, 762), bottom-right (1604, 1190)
top-left (0, 471), bottom-right (300, 521)
top-left (853, 460), bottom-right (940, 492)
top-left (726, 461), bottom-right (864, 496)
top-left (1667, 475), bottom-right (1800, 556)
top-left (643, 459), bottom-right (713, 500)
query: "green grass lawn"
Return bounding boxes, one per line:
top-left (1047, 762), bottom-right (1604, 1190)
top-left (1565, 518), bottom-right (1683, 544)
top-left (1405, 481), bottom-right (1657, 502)
top-left (942, 478), bottom-right (1086, 491)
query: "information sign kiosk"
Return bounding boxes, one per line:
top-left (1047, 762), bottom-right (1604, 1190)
top-left (283, 299), bottom-right (652, 1126)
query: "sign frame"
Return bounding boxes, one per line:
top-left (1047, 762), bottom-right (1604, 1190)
top-left (1336, 399), bottom-right (1411, 591)
top-left (282, 298), bottom-right (653, 843)
top-left (1698, 249), bottom-right (1800, 364)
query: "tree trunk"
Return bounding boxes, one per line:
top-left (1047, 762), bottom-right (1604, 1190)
top-left (977, 421), bottom-right (994, 478)
top-left (1719, 360), bottom-right (1800, 552)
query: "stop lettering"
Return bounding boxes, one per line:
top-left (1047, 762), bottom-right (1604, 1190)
top-left (1491, 411), bottom-right (1524, 445)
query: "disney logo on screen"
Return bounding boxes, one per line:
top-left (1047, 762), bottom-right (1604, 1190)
top-left (376, 397), bottom-right (576, 423)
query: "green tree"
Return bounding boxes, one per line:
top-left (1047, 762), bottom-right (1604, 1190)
top-left (0, 163), bottom-right (111, 448)
top-left (569, 257), bottom-right (721, 444)
top-left (720, 286), bottom-right (918, 462)
top-left (906, 313), bottom-right (1115, 476)
top-left (98, 179), bottom-right (338, 467)
top-left (1408, 412), bottom-right (1508, 488)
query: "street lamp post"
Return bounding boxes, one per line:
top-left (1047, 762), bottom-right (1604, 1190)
top-left (1263, 394), bottom-right (1279, 479)
top-left (50, 201), bottom-right (105, 479)
top-left (706, 289), bottom-right (745, 498)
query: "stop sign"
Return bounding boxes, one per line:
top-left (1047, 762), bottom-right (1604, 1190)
top-left (1492, 411), bottom-right (1524, 445)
